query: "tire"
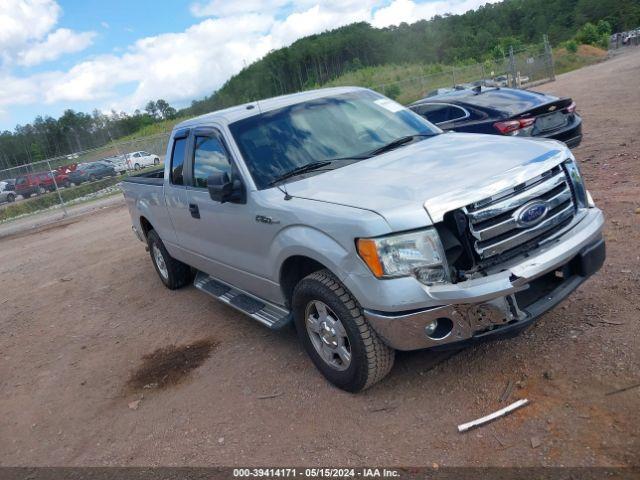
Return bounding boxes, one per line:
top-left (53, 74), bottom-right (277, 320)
top-left (292, 269), bottom-right (395, 392)
top-left (37, 186), bottom-right (46, 195)
top-left (62, 180), bottom-right (71, 188)
top-left (89, 174), bottom-right (96, 182)
top-left (7, 193), bottom-right (15, 203)
top-left (23, 193), bottom-right (31, 199)
top-left (147, 229), bottom-right (193, 290)
top-left (134, 163), bottom-right (141, 171)
top-left (153, 158), bottom-right (160, 165)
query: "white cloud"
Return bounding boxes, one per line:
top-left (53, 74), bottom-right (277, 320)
top-left (0, 0), bottom-right (60, 52)
top-left (372, 0), bottom-right (501, 28)
top-left (101, 21), bottom-right (110, 29)
top-left (18, 28), bottom-right (96, 66)
top-left (43, 14), bottom-right (275, 110)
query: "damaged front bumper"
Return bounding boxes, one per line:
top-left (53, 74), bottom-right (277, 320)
top-left (364, 208), bottom-right (605, 351)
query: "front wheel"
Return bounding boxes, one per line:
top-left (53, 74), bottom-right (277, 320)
top-left (147, 229), bottom-right (193, 289)
top-left (134, 163), bottom-right (141, 171)
top-left (292, 269), bottom-right (395, 392)
top-left (153, 158), bottom-right (160, 165)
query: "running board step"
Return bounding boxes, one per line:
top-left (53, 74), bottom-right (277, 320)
top-left (194, 271), bottom-right (292, 330)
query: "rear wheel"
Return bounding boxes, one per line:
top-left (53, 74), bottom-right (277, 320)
top-left (37, 186), bottom-right (46, 195)
top-left (89, 174), bottom-right (96, 182)
top-left (23, 193), bottom-right (31, 199)
top-left (292, 269), bottom-right (395, 392)
top-left (147, 229), bottom-right (193, 290)
top-left (134, 163), bottom-right (141, 171)
top-left (7, 193), bottom-right (15, 203)
top-left (153, 158), bottom-right (160, 165)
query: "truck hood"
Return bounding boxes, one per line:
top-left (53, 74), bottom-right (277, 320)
top-left (284, 132), bottom-right (570, 230)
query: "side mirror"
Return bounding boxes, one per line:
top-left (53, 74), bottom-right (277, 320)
top-left (207, 172), bottom-right (244, 203)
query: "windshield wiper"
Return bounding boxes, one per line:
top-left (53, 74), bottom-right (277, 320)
top-left (368, 134), bottom-right (433, 156)
top-left (269, 161), bottom-right (332, 186)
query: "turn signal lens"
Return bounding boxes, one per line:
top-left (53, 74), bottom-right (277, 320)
top-left (356, 238), bottom-right (384, 278)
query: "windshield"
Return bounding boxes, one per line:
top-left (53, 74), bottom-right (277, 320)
top-left (229, 90), bottom-right (439, 189)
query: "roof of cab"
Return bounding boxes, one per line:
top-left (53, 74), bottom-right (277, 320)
top-left (173, 86), bottom-right (367, 132)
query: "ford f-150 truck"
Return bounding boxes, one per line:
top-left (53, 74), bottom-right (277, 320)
top-left (122, 87), bottom-right (605, 392)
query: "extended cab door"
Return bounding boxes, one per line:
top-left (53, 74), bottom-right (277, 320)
top-left (181, 126), bottom-right (275, 298)
top-left (162, 130), bottom-right (193, 249)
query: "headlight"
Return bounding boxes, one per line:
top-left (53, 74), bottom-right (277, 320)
top-left (356, 228), bottom-right (448, 285)
top-left (564, 157), bottom-right (588, 208)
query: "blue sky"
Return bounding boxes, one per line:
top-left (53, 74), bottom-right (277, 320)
top-left (0, 0), bottom-right (499, 130)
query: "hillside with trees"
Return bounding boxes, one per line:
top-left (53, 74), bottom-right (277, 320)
top-left (184, 0), bottom-right (639, 116)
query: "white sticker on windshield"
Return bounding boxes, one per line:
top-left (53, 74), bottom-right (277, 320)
top-left (374, 98), bottom-right (405, 113)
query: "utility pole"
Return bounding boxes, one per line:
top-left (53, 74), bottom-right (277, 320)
top-left (543, 34), bottom-right (555, 81)
top-left (508, 46), bottom-right (517, 88)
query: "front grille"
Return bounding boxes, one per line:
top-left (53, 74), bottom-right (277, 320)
top-left (463, 165), bottom-right (576, 260)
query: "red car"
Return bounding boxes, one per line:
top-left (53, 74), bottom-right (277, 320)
top-left (15, 171), bottom-right (71, 198)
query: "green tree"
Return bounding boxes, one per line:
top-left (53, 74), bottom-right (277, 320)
top-left (576, 22), bottom-right (600, 45)
top-left (596, 19), bottom-right (612, 35)
top-left (145, 101), bottom-right (159, 118)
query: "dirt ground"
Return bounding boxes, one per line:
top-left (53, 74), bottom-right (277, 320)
top-left (1, 48), bottom-right (639, 468)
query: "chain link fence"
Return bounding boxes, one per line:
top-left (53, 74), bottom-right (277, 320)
top-left (0, 133), bottom-right (170, 224)
top-left (372, 43), bottom-right (555, 105)
top-left (609, 30), bottom-right (640, 51)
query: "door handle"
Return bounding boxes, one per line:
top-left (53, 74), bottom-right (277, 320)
top-left (189, 203), bottom-right (200, 219)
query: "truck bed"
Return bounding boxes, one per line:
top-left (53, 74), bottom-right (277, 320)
top-left (121, 168), bottom-right (164, 186)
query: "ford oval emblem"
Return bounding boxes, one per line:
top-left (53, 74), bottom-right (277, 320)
top-left (515, 201), bottom-right (548, 227)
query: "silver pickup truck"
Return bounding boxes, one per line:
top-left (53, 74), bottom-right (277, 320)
top-left (122, 87), bottom-right (605, 392)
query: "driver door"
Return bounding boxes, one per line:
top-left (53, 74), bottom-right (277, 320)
top-left (181, 127), bottom-right (271, 296)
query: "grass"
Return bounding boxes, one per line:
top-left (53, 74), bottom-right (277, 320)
top-left (117, 117), bottom-right (185, 142)
top-left (553, 44), bottom-right (608, 75)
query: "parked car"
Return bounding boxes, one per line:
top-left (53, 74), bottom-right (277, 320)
top-left (2, 178), bottom-right (16, 191)
top-left (409, 86), bottom-right (582, 148)
top-left (125, 151), bottom-right (160, 170)
top-left (15, 172), bottom-right (56, 198)
top-left (0, 181), bottom-right (16, 203)
top-left (49, 170), bottom-right (71, 189)
top-left (68, 162), bottom-right (116, 184)
top-left (122, 87), bottom-right (604, 392)
top-left (100, 156), bottom-right (129, 175)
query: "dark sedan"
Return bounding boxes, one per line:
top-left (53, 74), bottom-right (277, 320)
top-left (68, 162), bottom-right (116, 184)
top-left (409, 86), bottom-right (582, 148)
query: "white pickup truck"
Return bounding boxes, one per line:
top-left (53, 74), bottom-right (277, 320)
top-left (122, 87), bottom-right (605, 392)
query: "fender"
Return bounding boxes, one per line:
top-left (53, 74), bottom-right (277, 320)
top-left (271, 224), bottom-right (374, 306)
